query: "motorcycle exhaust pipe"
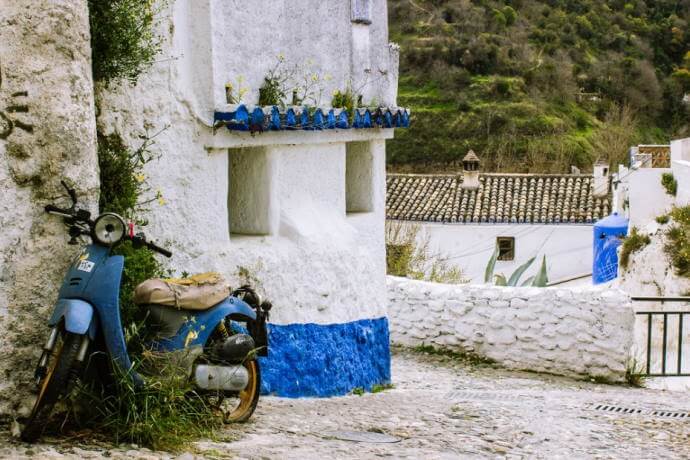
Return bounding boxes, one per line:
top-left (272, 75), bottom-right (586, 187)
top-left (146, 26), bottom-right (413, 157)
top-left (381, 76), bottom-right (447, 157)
top-left (194, 364), bottom-right (249, 391)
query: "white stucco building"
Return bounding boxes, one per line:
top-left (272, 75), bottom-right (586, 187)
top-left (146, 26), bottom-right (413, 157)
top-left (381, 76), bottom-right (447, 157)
top-left (94, 0), bottom-right (404, 397)
top-left (386, 152), bottom-right (612, 285)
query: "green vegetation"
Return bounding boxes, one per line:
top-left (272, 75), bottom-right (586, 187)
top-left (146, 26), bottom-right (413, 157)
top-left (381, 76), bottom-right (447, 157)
top-left (484, 248), bottom-right (549, 286)
top-left (410, 343), bottom-right (496, 367)
top-left (387, 0), bottom-right (690, 173)
top-left (656, 214), bottom-right (670, 224)
top-left (73, 356), bottom-right (221, 451)
top-left (619, 227), bottom-right (651, 269)
top-left (88, 0), bottom-right (165, 84)
top-left (625, 358), bottom-right (646, 387)
top-left (371, 383), bottom-right (396, 393)
top-left (386, 221), bottom-right (467, 283)
top-left (97, 133), bottom-right (166, 329)
top-left (665, 206), bottom-right (690, 277)
top-left (661, 172), bottom-right (678, 196)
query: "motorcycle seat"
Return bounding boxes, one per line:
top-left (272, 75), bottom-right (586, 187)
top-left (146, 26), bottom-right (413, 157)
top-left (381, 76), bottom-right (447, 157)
top-left (133, 272), bottom-right (230, 311)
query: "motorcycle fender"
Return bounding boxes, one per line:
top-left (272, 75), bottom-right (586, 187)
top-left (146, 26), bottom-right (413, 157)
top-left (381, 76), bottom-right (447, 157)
top-left (48, 299), bottom-right (98, 340)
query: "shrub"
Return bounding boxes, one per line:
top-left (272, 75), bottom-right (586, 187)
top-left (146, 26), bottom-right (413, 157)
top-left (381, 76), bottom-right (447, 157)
top-left (665, 206), bottom-right (690, 277)
top-left (97, 133), bottom-right (166, 328)
top-left (661, 172), bottom-right (677, 196)
top-left (88, 0), bottom-right (165, 84)
top-left (72, 353), bottom-right (221, 451)
top-left (620, 227), bottom-right (650, 269)
top-left (385, 221), bottom-right (467, 284)
top-left (656, 215), bottom-right (670, 224)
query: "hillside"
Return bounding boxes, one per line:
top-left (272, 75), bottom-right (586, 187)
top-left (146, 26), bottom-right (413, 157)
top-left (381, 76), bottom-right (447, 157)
top-left (387, 0), bottom-right (690, 173)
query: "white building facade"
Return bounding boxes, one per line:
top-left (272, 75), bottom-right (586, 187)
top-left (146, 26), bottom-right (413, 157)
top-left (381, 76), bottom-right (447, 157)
top-left (94, 0), bottom-right (403, 397)
top-left (387, 156), bottom-right (612, 285)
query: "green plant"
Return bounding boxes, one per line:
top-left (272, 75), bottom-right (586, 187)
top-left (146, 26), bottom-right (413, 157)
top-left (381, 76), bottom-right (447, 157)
top-left (620, 227), bottom-right (651, 269)
top-left (665, 206), bottom-right (690, 277)
top-left (88, 0), bottom-right (166, 84)
top-left (661, 172), bottom-right (678, 196)
top-left (484, 248), bottom-right (549, 287)
top-left (385, 221), bottom-right (467, 284)
top-left (71, 354), bottom-right (221, 451)
top-left (332, 87), bottom-right (357, 124)
top-left (410, 343), bottom-right (495, 367)
top-left (656, 214), bottom-right (670, 224)
top-left (625, 358), bottom-right (646, 388)
top-left (351, 387), bottom-right (365, 396)
top-left (97, 132), bottom-right (166, 328)
top-left (371, 383), bottom-right (395, 393)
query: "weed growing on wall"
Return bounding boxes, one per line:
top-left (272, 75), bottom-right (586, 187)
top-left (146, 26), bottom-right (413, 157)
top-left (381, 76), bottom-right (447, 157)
top-left (620, 227), bottom-right (651, 269)
top-left (661, 172), bottom-right (678, 196)
top-left (385, 221), bottom-right (467, 284)
top-left (665, 206), bottom-right (690, 277)
top-left (97, 133), bottom-right (165, 329)
top-left (88, 0), bottom-right (166, 84)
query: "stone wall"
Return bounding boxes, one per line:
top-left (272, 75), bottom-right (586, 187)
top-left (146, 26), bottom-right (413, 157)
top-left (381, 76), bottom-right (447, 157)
top-left (0, 0), bottom-right (99, 415)
top-left (387, 277), bottom-right (634, 381)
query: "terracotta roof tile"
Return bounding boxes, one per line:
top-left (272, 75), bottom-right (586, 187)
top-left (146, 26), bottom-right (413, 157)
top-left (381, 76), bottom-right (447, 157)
top-left (386, 173), bottom-right (611, 224)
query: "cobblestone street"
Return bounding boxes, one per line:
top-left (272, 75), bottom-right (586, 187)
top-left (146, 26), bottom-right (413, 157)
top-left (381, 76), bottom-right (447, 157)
top-left (2, 348), bottom-right (690, 459)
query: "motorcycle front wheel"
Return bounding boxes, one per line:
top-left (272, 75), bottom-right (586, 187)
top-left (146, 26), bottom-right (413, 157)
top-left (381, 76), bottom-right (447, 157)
top-left (206, 359), bottom-right (261, 423)
top-left (21, 331), bottom-right (82, 442)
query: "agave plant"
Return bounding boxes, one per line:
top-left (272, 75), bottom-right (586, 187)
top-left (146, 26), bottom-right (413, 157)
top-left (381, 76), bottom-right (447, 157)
top-left (484, 247), bottom-right (549, 287)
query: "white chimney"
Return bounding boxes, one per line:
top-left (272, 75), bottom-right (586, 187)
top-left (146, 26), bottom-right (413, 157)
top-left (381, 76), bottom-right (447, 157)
top-left (593, 161), bottom-right (610, 197)
top-left (461, 150), bottom-right (481, 190)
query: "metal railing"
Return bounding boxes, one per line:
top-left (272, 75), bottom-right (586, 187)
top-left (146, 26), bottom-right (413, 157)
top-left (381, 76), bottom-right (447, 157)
top-left (632, 296), bottom-right (690, 377)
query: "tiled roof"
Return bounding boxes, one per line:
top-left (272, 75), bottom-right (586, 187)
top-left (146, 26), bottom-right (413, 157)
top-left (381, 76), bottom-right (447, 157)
top-left (386, 173), bottom-right (611, 224)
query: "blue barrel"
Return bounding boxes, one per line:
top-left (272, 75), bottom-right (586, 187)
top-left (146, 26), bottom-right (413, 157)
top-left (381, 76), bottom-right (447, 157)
top-left (593, 212), bottom-right (629, 284)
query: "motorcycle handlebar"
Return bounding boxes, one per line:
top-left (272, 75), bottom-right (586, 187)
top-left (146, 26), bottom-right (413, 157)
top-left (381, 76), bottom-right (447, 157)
top-left (45, 204), bottom-right (74, 217)
top-left (146, 240), bottom-right (173, 258)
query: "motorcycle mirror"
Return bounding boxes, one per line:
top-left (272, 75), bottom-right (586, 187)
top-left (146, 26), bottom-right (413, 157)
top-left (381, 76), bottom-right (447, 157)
top-left (61, 180), bottom-right (78, 207)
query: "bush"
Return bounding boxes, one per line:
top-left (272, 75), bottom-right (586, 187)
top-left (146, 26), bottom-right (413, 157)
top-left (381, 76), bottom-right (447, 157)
top-left (89, 0), bottom-right (165, 84)
top-left (97, 133), bottom-right (165, 328)
top-left (661, 173), bottom-right (678, 196)
top-left (620, 227), bottom-right (650, 269)
top-left (72, 353), bottom-right (221, 451)
top-left (656, 214), bottom-right (670, 224)
top-left (665, 206), bottom-right (690, 277)
top-left (385, 221), bottom-right (467, 284)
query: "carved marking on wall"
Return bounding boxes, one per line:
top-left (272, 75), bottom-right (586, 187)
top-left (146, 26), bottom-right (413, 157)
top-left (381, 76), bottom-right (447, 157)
top-left (0, 59), bottom-right (33, 140)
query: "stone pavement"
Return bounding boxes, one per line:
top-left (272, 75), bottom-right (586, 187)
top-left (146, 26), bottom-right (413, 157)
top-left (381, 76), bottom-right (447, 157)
top-left (2, 348), bottom-right (690, 459)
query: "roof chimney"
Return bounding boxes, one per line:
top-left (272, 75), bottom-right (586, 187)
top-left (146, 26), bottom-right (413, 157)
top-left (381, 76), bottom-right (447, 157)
top-left (461, 150), bottom-right (481, 190)
top-left (593, 160), bottom-right (610, 197)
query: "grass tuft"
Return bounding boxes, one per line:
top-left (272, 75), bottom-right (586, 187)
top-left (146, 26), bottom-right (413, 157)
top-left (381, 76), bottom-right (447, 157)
top-left (619, 227), bottom-right (650, 269)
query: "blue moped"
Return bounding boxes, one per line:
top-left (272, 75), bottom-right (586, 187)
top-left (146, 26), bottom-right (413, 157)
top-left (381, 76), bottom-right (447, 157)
top-left (21, 182), bottom-right (271, 442)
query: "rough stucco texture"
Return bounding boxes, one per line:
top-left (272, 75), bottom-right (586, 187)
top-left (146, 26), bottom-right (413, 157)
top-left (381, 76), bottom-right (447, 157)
top-left (0, 0), bottom-right (99, 416)
top-left (387, 277), bottom-right (634, 382)
top-left (259, 317), bottom-right (391, 397)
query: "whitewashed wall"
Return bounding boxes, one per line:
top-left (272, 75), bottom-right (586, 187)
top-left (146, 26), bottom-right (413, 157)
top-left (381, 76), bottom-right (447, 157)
top-left (96, 0), bottom-right (397, 326)
top-left (672, 138), bottom-right (690, 207)
top-left (615, 166), bottom-right (674, 227)
top-left (0, 0), bottom-right (99, 415)
top-left (388, 277), bottom-right (634, 381)
top-left (410, 223), bottom-right (593, 285)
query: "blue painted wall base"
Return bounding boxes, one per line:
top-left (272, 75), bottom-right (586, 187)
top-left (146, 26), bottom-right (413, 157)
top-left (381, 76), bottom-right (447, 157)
top-left (258, 317), bottom-right (391, 397)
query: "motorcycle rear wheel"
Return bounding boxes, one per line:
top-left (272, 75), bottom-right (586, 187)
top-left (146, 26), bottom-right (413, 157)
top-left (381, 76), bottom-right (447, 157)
top-left (206, 359), bottom-right (261, 423)
top-left (21, 331), bottom-right (82, 442)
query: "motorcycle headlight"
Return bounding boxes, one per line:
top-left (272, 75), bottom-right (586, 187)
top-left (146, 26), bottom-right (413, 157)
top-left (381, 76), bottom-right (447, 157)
top-left (93, 213), bottom-right (126, 246)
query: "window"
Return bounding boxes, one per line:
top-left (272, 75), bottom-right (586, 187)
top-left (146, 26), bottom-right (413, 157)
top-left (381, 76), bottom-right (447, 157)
top-left (228, 147), bottom-right (278, 236)
top-left (497, 237), bottom-right (515, 261)
top-left (351, 0), bottom-right (372, 24)
top-left (346, 141), bottom-right (374, 213)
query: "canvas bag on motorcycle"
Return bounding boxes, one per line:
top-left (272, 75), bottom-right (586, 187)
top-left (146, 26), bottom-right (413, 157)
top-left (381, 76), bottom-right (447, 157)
top-left (133, 272), bottom-right (230, 310)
